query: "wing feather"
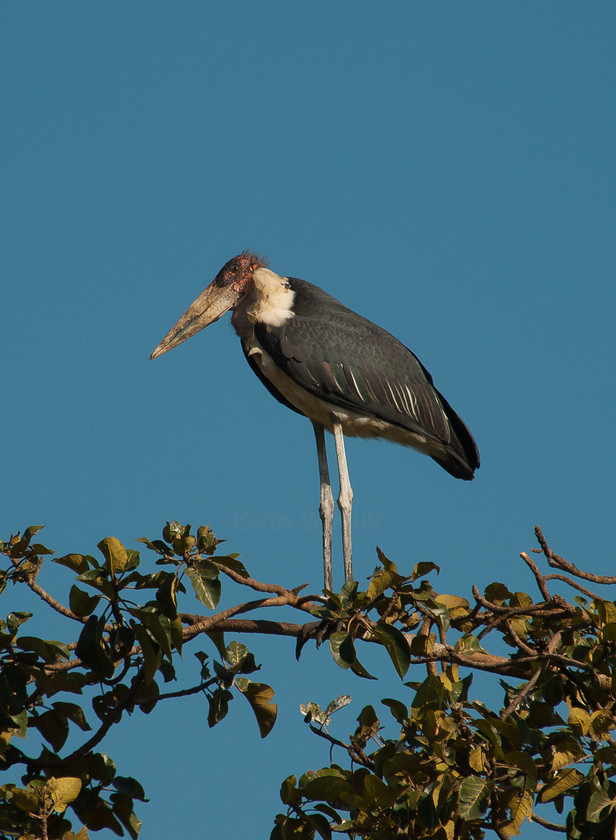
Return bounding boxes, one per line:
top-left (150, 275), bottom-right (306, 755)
top-left (251, 277), bottom-right (479, 478)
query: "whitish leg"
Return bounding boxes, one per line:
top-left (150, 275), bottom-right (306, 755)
top-left (313, 422), bottom-right (333, 590)
top-left (332, 421), bottom-right (353, 582)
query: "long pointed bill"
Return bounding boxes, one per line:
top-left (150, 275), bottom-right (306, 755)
top-left (150, 281), bottom-right (241, 359)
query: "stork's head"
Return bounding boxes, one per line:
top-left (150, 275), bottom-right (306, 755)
top-left (150, 251), bottom-right (266, 359)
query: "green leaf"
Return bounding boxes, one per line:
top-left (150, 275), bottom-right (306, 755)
top-left (186, 565), bottom-right (221, 610)
top-left (155, 573), bottom-right (179, 617)
top-left (214, 554), bottom-right (249, 577)
top-left (88, 752), bottom-right (117, 783)
top-left (137, 536), bottom-right (173, 556)
top-left (502, 789), bottom-right (533, 835)
top-left (159, 612), bottom-right (183, 656)
top-left (98, 536), bottom-right (129, 575)
top-left (48, 777), bottom-right (82, 813)
top-left (454, 633), bottom-right (488, 654)
top-left (484, 581), bottom-right (511, 604)
top-left (329, 632), bottom-right (354, 670)
top-left (225, 640), bottom-right (249, 668)
top-left (327, 632), bottom-right (375, 678)
top-left (302, 774), bottom-right (354, 804)
top-left (458, 775), bottom-right (489, 820)
top-left (63, 828), bottom-right (89, 840)
top-left (434, 593), bottom-right (470, 615)
top-left (112, 776), bottom-right (147, 801)
top-left (52, 702), bottom-right (91, 732)
top-left (411, 561), bottom-right (439, 581)
top-left (36, 709), bottom-right (70, 751)
top-left (69, 584), bottom-right (101, 617)
top-left (7, 612), bottom-right (32, 632)
top-left (10, 786), bottom-right (41, 813)
top-left (76, 568), bottom-right (114, 597)
top-left (75, 616), bottom-right (115, 679)
top-left (503, 750), bottom-right (538, 784)
top-left (568, 706), bottom-right (590, 736)
top-left (372, 621), bottom-right (411, 678)
top-left (236, 679), bottom-right (277, 737)
top-left (53, 553), bottom-right (91, 574)
top-left (324, 694), bottom-right (352, 718)
top-left (207, 686), bottom-right (233, 727)
top-left (314, 803), bottom-right (342, 823)
top-left (367, 569), bottom-right (395, 600)
top-left (539, 768), bottom-right (584, 803)
top-left (381, 697), bottom-right (408, 723)
top-left (199, 632), bottom-right (223, 665)
top-left (585, 786), bottom-right (615, 823)
top-left (133, 624), bottom-right (161, 685)
top-left (280, 775), bottom-right (301, 807)
top-left (16, 635), bottom-right (69, 662)
top-left (109, 791), bottom-right (142, 840)
top-left (300, 701), bottom-right (319, 724)
top-left (551, 735), bottom-right (585, 771)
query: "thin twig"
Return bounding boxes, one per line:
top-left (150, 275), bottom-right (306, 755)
top-left (543, 573), bottom-right (601, 601)
top-left (520, 552), bottom-right (552, 601)
top-left (213, 562), bottom-right (315, 609)
top-left (41, 667), bottom-right (146, 769)
top-left (500, 631), bottom-right (562, 720)
top-left (503, 618), bottom-right (536, 657)
top-left (9, 557), bottom-right (85, 623)
top-left (535, 526), bottom-right (616, 585)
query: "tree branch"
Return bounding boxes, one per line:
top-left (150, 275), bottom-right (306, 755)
top-left (535, 526), bottom-right (616, 585)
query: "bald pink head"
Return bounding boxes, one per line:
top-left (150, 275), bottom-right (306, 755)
top-left (213, 251), bottom-right (267, 294)
top-left (150, 252), bottom-right (268, 359)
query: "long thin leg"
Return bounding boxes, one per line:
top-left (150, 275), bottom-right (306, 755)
top-left (313, 422), bottom-right (334, 590)
top-left (332, 421), bottom-right (353, 583)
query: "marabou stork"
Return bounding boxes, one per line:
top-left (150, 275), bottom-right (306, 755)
top-left (150, 252), bottom-right (479, 589)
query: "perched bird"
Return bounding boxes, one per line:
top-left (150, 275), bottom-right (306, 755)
top-left (150, 252), bottom-right (479, 589)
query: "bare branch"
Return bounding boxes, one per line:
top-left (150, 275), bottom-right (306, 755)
top-left (530, 813), bottom-right (566, 832)
top-left (9, 556), bottom-right (85, 623)
top-left (535, 526), bottom-right (616, 585)
top-left (520, 552), bottom-right (551, 601)
top-left (213, 562), bottom-right (317, 610)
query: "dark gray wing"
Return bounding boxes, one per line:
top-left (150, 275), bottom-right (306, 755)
top-left (253, 278), bottom-right (479, 479)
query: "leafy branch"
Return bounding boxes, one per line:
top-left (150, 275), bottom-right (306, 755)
top-left (1, 522), bottom-right (616, 838)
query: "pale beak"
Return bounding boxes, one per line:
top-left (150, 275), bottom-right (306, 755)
top-left (150, 280), bottom-right (241, 359)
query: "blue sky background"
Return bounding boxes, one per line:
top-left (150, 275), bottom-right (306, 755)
top-left (2, 4), bottom-right (615, 838)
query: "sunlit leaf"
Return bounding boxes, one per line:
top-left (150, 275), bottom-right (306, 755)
top-left (501, 789), bottom-right (533, 835)
top-left (48, 777), bottom-right (82, 813)
top-left (324, 694), bottom-right (352, 718)
top-left (539, 768), bottom-right (584, 803)
top-left (411, 560), bottom-right (439, 581)
top-left (97, 537), bottom-right (129, 575)
top-left (236, 679), bottom-right (277, 738)
top-left (53, 553), bottom-right (91, 575)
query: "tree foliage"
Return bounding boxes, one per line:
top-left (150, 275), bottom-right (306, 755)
top-left (1, 522), bottom-right (615, 839)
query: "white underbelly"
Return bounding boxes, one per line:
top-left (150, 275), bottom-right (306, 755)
top-left (246, 341), bottom-right (446, 459)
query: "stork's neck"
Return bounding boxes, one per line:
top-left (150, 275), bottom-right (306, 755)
top-left (231, 267), bottom-right (295, 338)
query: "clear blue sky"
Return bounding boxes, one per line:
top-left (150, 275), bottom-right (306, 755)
top-left (2, 4), bottom-right (615, 837)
